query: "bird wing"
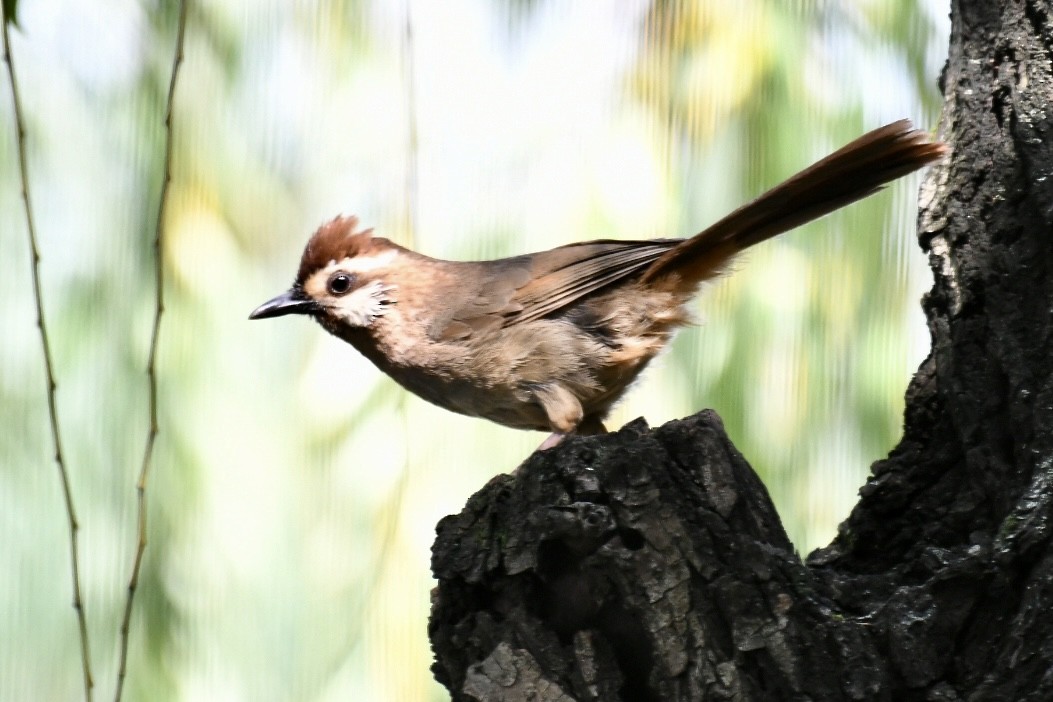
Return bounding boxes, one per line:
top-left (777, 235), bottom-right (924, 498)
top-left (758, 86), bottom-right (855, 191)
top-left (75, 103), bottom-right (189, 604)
top-left (507, 239), bottom-right (680, 324)
top-left (435, 239), bottom-right (680, 340)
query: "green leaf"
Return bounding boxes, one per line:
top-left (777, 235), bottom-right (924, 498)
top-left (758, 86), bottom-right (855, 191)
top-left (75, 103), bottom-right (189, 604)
top-left (2, 0), bottom-right (18, 28)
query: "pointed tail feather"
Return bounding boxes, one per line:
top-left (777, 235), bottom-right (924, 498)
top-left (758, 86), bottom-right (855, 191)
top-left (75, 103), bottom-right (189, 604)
top-left (639, 120), bottom-right (947, 288)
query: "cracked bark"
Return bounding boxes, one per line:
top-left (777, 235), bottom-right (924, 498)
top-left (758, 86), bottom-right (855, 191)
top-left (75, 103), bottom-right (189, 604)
top-left (429, 0), bottom-right (1053, 699)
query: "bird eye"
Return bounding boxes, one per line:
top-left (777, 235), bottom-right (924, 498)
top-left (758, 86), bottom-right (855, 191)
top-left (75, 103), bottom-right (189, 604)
top-left (327, 272), bottom-right (354, 296)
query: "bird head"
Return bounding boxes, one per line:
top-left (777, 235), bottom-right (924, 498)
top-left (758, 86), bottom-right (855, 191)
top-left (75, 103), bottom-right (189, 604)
top-left (249, 215), bottom-right (398, 329)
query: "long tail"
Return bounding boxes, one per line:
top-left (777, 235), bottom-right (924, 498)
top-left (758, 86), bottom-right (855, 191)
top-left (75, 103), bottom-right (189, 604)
top-left (639, 120), bottom-right (947, 288)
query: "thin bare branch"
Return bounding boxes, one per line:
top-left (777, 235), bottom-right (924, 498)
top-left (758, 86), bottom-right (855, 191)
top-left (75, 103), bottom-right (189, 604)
top-left (1, 11), bottom-right (95, 702)
top-left (339, 0), bottom-right (420, 661)
top-left (402, 0), bottom-right (419, 250)
top-left (114, 1), bottom-right (188, 699)
top-left (358, 0), bottom-right (420, 645)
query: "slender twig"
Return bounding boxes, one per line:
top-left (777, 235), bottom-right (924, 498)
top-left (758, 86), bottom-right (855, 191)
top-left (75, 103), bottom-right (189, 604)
top-left (113, 2), bottom-right (187, 700)
top-left (355, 0), bottom-right (419, 637)
top-left (342, 0), bottom-right (420, 656)
top-left (1, 12), bottom-right (95, 702)
top-left (358, 0), bottom-right (419, 631)
top-left (402, 0), bottom-right (419, 250)
top-left (387, 0), bottom-right (418, 583)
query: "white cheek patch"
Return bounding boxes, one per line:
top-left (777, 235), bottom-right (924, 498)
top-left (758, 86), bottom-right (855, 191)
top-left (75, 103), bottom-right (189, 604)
top-left (332, 281), bottom-right (398, 327)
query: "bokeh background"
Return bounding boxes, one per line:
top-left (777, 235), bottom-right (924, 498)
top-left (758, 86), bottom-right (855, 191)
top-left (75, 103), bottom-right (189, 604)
top-left (1, 0), bottom-right (947, 699)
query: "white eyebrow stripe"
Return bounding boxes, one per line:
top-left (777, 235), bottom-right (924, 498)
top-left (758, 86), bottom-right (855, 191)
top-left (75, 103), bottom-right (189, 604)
top-left (331, 249), bottom-right (398, 274)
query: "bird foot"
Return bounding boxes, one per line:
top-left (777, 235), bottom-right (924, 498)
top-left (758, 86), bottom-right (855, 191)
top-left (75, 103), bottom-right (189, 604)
top-left (537, 432), bottom-right (566, 450)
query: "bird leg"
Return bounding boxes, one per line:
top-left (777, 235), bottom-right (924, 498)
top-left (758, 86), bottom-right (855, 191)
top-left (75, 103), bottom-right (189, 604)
top-left (537, 415), bottom-right (608, 451)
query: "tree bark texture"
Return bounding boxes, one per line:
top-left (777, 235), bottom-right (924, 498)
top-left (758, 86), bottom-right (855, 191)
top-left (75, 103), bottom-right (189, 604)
top-left (429, 0), bottom-right (1053, 699)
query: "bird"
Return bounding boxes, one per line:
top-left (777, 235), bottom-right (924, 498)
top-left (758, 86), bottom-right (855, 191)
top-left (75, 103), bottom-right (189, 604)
top-left (250, 120), bottom-right (946, 449)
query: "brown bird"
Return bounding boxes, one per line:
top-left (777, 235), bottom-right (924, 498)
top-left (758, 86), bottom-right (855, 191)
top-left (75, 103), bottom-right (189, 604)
top-left (250, 120), bottom-right (945, 448)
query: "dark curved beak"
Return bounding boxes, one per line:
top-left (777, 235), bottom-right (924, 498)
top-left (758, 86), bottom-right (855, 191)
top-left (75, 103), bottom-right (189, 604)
top-left (249, 289), bottom-right (316, 320)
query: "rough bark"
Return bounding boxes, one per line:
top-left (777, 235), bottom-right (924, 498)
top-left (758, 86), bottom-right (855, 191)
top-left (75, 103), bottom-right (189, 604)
top-left (429, 0), bottom-right (1053, 699)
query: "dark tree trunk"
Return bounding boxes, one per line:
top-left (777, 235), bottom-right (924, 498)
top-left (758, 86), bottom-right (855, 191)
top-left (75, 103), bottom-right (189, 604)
top-left (428, 0), bottom-right (1053, 699)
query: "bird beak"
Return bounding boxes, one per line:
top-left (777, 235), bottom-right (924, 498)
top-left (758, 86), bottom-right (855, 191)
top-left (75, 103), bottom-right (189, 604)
top-left (249, 288), bottom-right (316, 320)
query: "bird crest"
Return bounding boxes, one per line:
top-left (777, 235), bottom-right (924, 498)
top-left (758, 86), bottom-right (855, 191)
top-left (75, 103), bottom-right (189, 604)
top-left (296, 215), bottom-right (376, 283)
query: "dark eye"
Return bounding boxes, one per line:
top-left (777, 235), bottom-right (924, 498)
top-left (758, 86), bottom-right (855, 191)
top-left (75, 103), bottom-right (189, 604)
top-left (327, 272), bottom-right (354, 296)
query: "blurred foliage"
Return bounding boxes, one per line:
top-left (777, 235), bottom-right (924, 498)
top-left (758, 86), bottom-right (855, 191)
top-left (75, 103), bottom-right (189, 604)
top-left (2, 0), bottom-right (16, 27)
top-left (0, 0), bottom-right (945, 700)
